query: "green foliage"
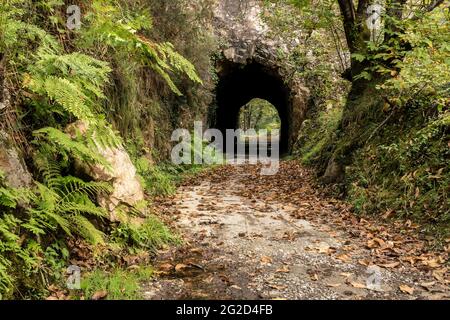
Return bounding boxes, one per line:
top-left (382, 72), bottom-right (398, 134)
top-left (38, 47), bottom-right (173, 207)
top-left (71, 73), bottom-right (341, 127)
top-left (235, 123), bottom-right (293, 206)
top-left (351, 6), bottom-right (449, 111)
top-left (239, 99), bottom-right (281, 133)
top-left (378, 7), bottom-right (449, 111)
top-left (33, 127), bottom-right (110, 168)
top-left (80, 267), bottom-right (153, 300)
top-left (135, 157), bottom-right (177, 196)
top-left (0, 157), bottom-right (111, 297)
top-left (0, 0), bottom-right (59, 59)
top-left (81, 0), bottom-right (202, 96)
top-left (295, 100), bottom-right (344, 166)
top-left (111, 216), bottom-right (181, 253)
top-left (262, 0), bottom-right (350, 130)
top-left (0, 0), bottom-right (210, 300)
top-left (25, 45), bottom-right (111, 123)
top-left (347, 111), bottom-right (449, 238)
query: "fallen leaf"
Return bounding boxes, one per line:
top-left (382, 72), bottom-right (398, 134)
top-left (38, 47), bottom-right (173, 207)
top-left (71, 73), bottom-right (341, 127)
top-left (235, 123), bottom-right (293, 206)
top-left (260, 256), bottom-right (273, 264)
top-left (336, 254), bottom-right (351, 262)
top-left (350, 282), bottom-right (366, 289)
top-left (358, 259), bottom-right (369, 266)
top-left (421, 258), bottom-right (441, 269)
top-left (327, 283), bottom-right (341, 288)
top-left (420, 281), bottom-right (436, 290)
top-left (92, 290), bottom-right (108, 300)
top-left (276, 266), bottom-right (290, 273)
top-left (399, 285), bottom-right (414, 295)
top-left (175, 263), bottom-right (188, 272)
top-left (432, 269), bottom-right (446, 283)
top-left (367, 238), bottom-right (385, 249)
top-left (310, 273), bottom-right (319, 281)
top-left (379, 262), bottom-right (400, 269)
top-left (158, 263), bottom-right (173, 272)
top-left (268, 284), bottom-right (287, 290)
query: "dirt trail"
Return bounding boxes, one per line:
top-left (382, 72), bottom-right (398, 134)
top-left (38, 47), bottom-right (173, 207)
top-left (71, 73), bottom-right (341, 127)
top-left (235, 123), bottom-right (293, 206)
top-left (142, 162), bottom-right (449, 300)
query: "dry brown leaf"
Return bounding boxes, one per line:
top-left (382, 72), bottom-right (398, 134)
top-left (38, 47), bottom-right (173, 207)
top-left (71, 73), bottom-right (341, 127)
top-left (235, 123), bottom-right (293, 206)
top-left (276, 266), bottom-right (290, 273)
top-left (327, 283), bottom-right (341, 288)
top-left (399, 285), bottom-right (414, 295)
top-left (358, 259), bottom-right (369, 266)
top-left (158, 263), bottom-right (173, 272)
top-left (336, 254), bottom-right (351, 263)
top-left (310, 273), bottom-right (319, 281)
top-left (260, 256), bottom-right (273, 264)
top-left (380, 262), bottom-right (400, 269)
top-left (268, 284), bottom-right (287, 290)
top-left (175, 263), bottom-right (188, 272)
top-left (92, 290), bottom-right (108, 300)
top-left (421, 258), bottom-right (441, 269)
top-left (350, 282), bottom-right (366, 289)
top-left (432, 269), bottom-right (446, 283)
top-left (420, 281), bottom-right (436, 289)
top-left (367, 238), bottom-right (385, 249)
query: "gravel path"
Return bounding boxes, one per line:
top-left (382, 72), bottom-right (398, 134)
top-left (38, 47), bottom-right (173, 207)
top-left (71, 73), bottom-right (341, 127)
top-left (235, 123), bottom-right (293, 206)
top-left (142, 164), bottom-right (449, 300)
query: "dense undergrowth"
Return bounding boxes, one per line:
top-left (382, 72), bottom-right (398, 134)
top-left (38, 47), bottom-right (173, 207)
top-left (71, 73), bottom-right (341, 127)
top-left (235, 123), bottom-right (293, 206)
top-left (292, 4), bottom-right (449, 239)
top-left (0, 0), bottom-right (215, 299)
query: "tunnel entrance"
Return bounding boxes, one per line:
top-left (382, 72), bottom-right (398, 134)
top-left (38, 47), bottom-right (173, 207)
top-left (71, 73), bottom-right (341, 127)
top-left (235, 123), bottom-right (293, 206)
top-left (236, 99), bottom-right (281, 157)
top-left (213, 60), bottom-right (292, 155)
top-left (238, 98), bottom-right (281, 133)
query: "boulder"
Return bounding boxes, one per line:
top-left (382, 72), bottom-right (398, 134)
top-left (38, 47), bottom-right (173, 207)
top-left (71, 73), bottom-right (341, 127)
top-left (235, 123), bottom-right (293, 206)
top-left (67, 121), bottom-right (145, 221)
top-left (0, 130), bottom-right (33, 189)
top-left (0, 83), bottom-right (32, 189)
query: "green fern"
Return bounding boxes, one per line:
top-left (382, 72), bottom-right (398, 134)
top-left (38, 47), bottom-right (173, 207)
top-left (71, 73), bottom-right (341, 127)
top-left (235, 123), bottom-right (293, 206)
top-left (33, 127), bottom-right (111, 168)
top-left (26, 48), bottom-right (112, 124)
top-left (0, 0), bottom-right (59, 58)
top-left (82, 0), bottom-right (203, 96)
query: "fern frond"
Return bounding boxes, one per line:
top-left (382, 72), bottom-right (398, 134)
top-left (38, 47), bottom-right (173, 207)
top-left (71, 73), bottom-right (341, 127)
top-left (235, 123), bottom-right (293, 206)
top-left (53, 176), bottom-right (112, 205)
top-left (34, 127), bottom-right (110, 167)
top-left (82, 1), bottom-right (202, 96)
top-left (155, 42), bottom-right (203, 85)
top-left (69, 214), bottom-right (105, 244)
top-left (43, 76), bottom-right (96, 122)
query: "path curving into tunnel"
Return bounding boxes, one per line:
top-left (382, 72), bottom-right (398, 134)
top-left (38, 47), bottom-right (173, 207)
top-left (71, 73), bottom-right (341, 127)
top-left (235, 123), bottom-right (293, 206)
top-left (213, 60), bottom-right (292, 155)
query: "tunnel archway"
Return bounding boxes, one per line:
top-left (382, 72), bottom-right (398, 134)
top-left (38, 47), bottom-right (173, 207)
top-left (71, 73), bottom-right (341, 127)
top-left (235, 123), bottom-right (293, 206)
top-left (214, 60), bottom-right (292, 155)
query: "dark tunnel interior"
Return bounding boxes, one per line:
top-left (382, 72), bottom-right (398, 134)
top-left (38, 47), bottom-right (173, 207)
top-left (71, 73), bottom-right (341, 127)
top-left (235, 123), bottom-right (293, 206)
top-left (214, 61), bottom-right (291, 155)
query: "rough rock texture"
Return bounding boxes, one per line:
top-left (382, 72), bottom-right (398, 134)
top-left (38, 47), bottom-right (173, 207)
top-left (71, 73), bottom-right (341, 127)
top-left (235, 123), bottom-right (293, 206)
top-left (0, 130), bottom-right (33, 188)
top-left (0, 83), bottom-right (33, 189)
top-left (214, 0), bottom-right (299, 64)
top-left (67, 121), bottom-right (145, 221)
top-left (322, 156), bottom-right (345, 184)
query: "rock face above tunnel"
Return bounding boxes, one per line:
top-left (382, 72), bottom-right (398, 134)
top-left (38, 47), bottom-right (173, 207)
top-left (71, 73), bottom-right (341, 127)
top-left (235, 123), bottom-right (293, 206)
top-left (213, 0), bottom-right (310, 153)
top-left (214, 0), bottom-right (283, 64)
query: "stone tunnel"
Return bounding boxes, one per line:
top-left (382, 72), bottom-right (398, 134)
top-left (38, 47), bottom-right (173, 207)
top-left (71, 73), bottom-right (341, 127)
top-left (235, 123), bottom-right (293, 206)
top-left (210, 0), bottom-right (310, 155)
top-left (214, 60), bottom-right (291, 154)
